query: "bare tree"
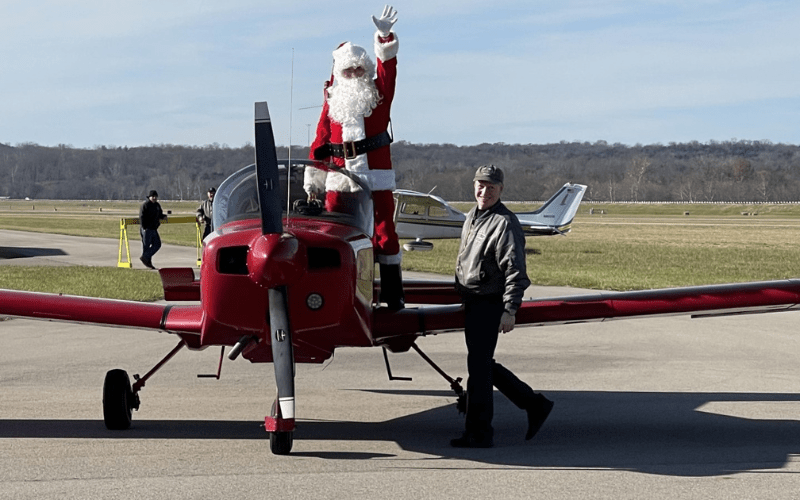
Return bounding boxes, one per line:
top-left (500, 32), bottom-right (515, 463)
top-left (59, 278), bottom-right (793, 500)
top-left (756, 170), bottom-right (770, 202)
top-left (627, 156), bottom-right (650, 201)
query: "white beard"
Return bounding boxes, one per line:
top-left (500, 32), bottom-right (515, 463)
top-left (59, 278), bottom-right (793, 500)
top-left (327, 77), bottom-right (381, 125)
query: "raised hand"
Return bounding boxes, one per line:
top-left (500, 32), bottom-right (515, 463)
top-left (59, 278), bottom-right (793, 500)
top-left (372, 5), bottom-right (398, 37)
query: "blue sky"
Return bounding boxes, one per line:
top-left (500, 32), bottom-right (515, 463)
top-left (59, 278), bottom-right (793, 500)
top-left (2, 0), bottom-right (799, 148)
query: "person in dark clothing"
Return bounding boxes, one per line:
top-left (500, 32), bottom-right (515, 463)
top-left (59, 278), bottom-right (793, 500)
top-left (139, 190), bottom-right (167, 269)
top-left (451, 165), bottom-right (553, 448)
top-left (196, 187), bottom-right (216, 240)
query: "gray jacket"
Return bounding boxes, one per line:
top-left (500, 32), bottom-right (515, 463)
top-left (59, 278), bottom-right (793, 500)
top-left (196, 199), bottom-right (213, 226)
top-left (455, 201), bottom-right (531, 315)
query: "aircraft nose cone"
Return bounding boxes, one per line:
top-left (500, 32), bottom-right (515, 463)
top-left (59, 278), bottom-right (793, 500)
top-left (248, 234), bottom-right (307, 288)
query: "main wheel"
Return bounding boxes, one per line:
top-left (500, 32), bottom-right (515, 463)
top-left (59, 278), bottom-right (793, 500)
top-left (103, 369), bottom-right (134, 430)
top-left (270, 431), bottom-right (294, 455)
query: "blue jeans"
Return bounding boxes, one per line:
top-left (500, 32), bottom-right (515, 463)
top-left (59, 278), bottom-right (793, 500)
top-left (141, 228), bottom-right (162, 260)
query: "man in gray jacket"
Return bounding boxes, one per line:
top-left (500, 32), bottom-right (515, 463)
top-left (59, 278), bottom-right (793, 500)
top-left (196, 187), bottom-right (216, 240)
top-left (452, 165), bottom-right (553, 448)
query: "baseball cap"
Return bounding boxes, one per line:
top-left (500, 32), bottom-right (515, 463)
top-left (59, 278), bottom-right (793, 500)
top-left (473, 165), bottom-right (504, 184)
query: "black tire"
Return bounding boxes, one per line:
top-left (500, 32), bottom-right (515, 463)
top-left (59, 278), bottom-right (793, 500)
top-left (103, 369), bottom-right (134, 430)
top-left (270, 431), bottom-right (293, 455)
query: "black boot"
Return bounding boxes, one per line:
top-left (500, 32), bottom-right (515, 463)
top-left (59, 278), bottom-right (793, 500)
top-left (379, 264), bottom-right (405, 310)
top-left (526, 394), bottom-right (554, 440)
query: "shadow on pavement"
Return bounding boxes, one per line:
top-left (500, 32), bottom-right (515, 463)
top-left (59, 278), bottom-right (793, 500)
top-left (3, 389), bottom-right (800, 476)
top-left (0, 246), bottom-right (67, 259)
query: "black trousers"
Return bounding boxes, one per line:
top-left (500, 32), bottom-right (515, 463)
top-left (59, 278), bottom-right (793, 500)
top-left (463, 294), bottom-right (536, 437)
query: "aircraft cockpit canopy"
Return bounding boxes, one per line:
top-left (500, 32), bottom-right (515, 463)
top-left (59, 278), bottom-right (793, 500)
top-left (213, 161), bottom-right (374, 237)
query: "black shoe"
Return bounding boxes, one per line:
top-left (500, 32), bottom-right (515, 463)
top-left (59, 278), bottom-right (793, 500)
top-left (450, 433), bottom-right (493, 448)
top-left (386, 298), bottom-right (405, 311)
top-left (140, 256), bottom-right (155, 270)
top-left (526, 396), bottom-right (554, 440)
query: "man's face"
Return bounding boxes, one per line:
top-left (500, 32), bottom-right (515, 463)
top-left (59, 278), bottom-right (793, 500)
top-left (149, 195), bottom-right (158, 203)
top-left (474, 180), bottom-right (502, 210)
top-left (208, 191), bottom-right (215, 201)
top-left (341, 66), bottom-right (366, 79)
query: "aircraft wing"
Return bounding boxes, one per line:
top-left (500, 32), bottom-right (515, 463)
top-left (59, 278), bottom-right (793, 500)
top-left (373, 279), bottom-right (800, 344)
top-left (0, 289), bottom-right (203, 341)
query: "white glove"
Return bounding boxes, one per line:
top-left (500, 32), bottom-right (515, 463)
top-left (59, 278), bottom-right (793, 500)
top-left (500, 312), bottom-right (516, 333)
top-left (372, 5), bottom-right (398, 37)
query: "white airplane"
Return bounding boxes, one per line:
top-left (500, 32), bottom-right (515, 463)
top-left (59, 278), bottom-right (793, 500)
top-left (394, 183), bottom-right (587, 251)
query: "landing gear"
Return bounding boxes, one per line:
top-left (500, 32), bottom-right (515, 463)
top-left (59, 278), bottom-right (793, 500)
top-left (264, 286), bottom-right (297, 455)
top-left (101, 340), bottom-right (185, 431)
top-left (270, 431), bottom-right (294, 455)
top-left (383, 343), bottom-right (467, 414)
top-left (102, 369), bottom-right (138, 430)
top-left (266, 398), bottom-right (294, 455)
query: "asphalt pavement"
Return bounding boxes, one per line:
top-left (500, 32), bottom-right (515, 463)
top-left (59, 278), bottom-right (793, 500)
top-left (2, 229), bottom-right (800, 499)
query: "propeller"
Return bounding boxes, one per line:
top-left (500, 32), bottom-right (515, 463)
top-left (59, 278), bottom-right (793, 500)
top-left (254, 102), bottom-right (296, 454)
top-left (254, 102), bottom-right (283, 235)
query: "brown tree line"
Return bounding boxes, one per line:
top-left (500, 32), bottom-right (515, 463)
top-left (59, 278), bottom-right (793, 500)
top-left (2, 139), bottom-right (799, 202)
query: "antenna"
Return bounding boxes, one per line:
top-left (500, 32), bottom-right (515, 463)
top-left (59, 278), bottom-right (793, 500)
top-left (287, 49), bottom-right (294, 216)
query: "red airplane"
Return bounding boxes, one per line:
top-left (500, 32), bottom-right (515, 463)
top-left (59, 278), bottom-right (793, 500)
top-left (2, 101), bottom-right (800, 455)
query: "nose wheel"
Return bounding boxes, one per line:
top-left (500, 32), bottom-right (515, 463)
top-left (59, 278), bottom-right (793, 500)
top-left (270, 430), bottom-right (294, 455)
top-left (267, 398), bottom-right (294, 455)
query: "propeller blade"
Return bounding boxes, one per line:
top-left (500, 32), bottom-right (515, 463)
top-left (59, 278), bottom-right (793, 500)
top-left (254, 102), bottom-right (283, 235)
top-left (268, 286), bottom-right (295, 425)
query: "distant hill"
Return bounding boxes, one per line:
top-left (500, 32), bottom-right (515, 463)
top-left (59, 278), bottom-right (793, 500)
top-left (1, 140), bottom-right (798, 202)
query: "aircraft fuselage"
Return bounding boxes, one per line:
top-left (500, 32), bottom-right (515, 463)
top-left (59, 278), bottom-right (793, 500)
top-left (198, 216), bottom-right (376, 363)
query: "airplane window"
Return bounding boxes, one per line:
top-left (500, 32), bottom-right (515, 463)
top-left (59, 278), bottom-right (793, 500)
top-left (401, 203), bottom-right (426, 216)
top-left (214, 162), bottom-right (374, 237)
top-left (429, 206), bottom-right (449, 218)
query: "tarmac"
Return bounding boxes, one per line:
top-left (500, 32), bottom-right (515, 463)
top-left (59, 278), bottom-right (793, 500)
top-left (2, 229), bottom-right (800, 499)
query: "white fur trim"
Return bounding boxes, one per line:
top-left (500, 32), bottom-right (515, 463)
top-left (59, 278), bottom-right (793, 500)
top-left (374, 32), bottom-right (398, 62)
top-left (333, 42), bottom-right (375, 78)
top-left (325, 169), bottom-right (396, 193)
top-left (303, 165), bottom-right (327, 195)
top-left (345, 155), bottom-right (370, 172)
top-left (377, 252), bottom-right (402, 265)
top-left (325, 171), bottom-right (362, 193)
top-left (340, 118), bottom-right (367, 142)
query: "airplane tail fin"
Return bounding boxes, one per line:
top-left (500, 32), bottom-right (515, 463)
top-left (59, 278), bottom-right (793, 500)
top-left (517, 183), bottom-right (586, 235)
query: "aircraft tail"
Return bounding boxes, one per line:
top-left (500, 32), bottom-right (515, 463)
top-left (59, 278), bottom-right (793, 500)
top-left (517, 183), bottom-right (586, 235)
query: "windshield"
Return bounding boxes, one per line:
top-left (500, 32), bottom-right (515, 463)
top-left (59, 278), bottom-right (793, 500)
top-left (213, 160), bottom-right (374, 237)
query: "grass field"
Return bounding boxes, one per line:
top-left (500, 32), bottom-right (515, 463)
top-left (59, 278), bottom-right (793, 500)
top-left (406, 202), bottom-right (800, 290)
top-left (2, 199), bottom-right (800, 299)
top-left (0, 199), bottom-right (200, 246)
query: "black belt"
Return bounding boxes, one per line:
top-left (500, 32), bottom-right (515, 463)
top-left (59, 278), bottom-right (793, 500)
top-left (313, 130), bottom-right (393, 160)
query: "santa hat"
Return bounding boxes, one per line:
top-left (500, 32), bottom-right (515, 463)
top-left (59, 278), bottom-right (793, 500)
top-left (332, 42), bottom-right (376, 78)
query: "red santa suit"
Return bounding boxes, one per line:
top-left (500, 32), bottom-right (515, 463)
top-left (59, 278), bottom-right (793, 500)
top-left (305, 32), bottom-right (401, 267)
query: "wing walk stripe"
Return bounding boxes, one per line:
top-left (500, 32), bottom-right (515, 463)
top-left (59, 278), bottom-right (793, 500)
top-left (160, 305), bottom-right (173, 331)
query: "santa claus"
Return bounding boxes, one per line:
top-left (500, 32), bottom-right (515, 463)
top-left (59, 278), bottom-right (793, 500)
top-left (304, 5), bottom-right (404, 309)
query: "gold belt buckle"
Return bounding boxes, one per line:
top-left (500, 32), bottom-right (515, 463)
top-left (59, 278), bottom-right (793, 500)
top-left (343, 141), bottom-right (358, 160)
